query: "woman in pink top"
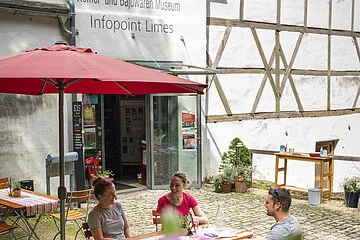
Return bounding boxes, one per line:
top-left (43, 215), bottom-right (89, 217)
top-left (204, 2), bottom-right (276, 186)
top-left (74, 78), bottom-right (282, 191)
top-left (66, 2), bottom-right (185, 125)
top-left (156, 172), bottom-right (208, 224)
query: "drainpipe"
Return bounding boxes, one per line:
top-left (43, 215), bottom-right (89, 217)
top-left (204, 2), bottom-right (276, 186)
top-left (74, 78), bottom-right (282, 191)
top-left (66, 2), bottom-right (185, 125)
top-left (68, 0), bottom-right (76, 46)
top-left (0, 2), bottom-right (76, 46)
top-left (60, 0), bottom-right (76, 46)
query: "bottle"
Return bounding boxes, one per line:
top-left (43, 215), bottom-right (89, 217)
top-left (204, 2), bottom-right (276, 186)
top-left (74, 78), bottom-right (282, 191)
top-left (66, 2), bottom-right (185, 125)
top-left (320, 147), bottom-right (324, 156)
top-left (215, 203), bottom-right (223, 230)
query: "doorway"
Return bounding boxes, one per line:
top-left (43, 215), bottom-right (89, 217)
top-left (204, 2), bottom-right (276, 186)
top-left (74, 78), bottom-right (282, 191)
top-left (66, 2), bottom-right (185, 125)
top-left (104, 95), bottom-right (145, 185)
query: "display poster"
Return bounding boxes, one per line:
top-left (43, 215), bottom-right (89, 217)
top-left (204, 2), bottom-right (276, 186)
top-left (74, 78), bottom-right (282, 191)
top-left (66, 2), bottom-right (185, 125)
top-left (84, 127), bottom-right (97, 150)
top-left (72, 102), bottom-right (83, 151)
top-left (182, 111), bottom-right (196, 130)
top-left (182, 132), bottom-right (196, 150)
top-left (83, 104), bottom-right (96, 126)
top-left (181, 110), bottom-right (196, 150)
top-left (85, 94), bottom-right (98, 105)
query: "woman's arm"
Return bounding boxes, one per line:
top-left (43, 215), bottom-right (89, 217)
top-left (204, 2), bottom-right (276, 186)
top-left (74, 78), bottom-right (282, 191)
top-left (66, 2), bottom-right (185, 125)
top-left (123, 215), bottom-right (132, 238)
top-left (192, 205), bottom-right (208, 224)
top-left (91, 227), bottom-right (112, 240)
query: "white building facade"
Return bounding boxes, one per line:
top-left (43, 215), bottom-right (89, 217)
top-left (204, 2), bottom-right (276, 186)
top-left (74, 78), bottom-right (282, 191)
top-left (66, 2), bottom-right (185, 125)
top-left (0, 0), bottom-right (359, 193)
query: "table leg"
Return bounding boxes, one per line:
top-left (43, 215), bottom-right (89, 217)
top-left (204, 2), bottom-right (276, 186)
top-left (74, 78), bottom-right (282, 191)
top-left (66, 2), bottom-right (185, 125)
top-left (283, 159), bottom-right (287, 186)
top-left (319, 161), bottom-right (324, 202)
top-left (329, 159), bottom-right (334, 201)
top-left (18, 210), bottom-right (40, 240)
top-left (275, 156), bottom-right (279, 187)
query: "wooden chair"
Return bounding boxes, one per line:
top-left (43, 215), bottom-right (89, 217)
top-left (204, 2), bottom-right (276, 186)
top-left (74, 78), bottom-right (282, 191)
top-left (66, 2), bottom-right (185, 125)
top-left (50, 189), bottom-right (92, 240)
top-left (82, 222), bottom-right (92, 239)
top-left (0, 177), bottom-right (10, 189)
top-left (0, 221), bottom-right (16, 240)
top-left (0, 177), bottom-right (10, 220)
top-left (152, 210), bottom-right (161, 231)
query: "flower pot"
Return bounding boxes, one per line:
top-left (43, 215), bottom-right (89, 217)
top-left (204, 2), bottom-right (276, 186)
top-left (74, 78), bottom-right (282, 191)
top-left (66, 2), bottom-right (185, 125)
top-left (235, 180), bottom-right (247, 193)
top-left (345, 191), bottom-right (359, 208)
top-left (13, 189), bottom-right (21, 197)
top-left (221, 183), bottom-right (232, 193)
top-left (180, 228), bottom-right (189, 236)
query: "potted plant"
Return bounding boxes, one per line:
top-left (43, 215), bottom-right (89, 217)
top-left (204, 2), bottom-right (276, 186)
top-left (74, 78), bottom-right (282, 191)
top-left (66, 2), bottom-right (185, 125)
top-left (235, 175), bottom-right (247, 193)
top-left (343, 177), bottom-right (360, 208)
top-left (214, 176), bottom-right (232, 193)
top-left (222, 165), bottom-right (238, 188)
top-left (100, 170), bottom-right (114, 179)
top-left (9, 181), bottom-right (21, 197)
top-left (161, 210), bottom-right (191, 238)
top-left (217, 137), bottom-right (254, 193)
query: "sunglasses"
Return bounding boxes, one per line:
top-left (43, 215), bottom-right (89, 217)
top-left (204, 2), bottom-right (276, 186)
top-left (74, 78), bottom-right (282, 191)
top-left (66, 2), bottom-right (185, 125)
top-left (273, 187), bottom-right (280, 202)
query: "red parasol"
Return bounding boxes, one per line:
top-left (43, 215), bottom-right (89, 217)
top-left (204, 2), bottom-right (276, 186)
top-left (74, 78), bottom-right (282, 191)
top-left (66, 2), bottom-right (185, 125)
top-left (0, 43), bottom-right (206, 240)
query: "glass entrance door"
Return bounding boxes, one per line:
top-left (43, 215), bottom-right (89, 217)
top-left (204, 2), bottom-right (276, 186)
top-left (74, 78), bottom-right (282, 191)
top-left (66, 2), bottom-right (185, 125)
top-left (149, 95), bottom-right (201, 189)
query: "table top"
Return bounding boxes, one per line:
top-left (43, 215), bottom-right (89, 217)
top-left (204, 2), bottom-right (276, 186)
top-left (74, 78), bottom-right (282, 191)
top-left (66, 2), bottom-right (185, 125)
top-left (125, 228), bottom-right (254, 240)
top-left (0, 188), bottom-right (59, 216)
top-left (275, 152), bottom-right (334, 161)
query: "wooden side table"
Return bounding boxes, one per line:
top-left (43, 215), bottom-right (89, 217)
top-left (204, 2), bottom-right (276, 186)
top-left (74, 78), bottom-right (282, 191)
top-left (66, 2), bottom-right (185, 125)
top-left (274, 153), bottom-right (334, 201)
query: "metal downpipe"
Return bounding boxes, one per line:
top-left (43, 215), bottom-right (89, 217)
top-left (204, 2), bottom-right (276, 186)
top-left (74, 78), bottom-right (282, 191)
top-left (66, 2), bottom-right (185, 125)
top-left (68, 0), bottom-right (76, 46)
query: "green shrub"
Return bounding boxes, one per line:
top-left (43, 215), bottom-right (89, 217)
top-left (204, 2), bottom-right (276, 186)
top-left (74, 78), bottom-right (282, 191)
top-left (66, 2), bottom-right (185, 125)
top-left (343, 177), bottom-right (360, 192)
top-left (219, 137), bottom-right (253, 182)
top-left (219, 137), bottom-right (252, 170)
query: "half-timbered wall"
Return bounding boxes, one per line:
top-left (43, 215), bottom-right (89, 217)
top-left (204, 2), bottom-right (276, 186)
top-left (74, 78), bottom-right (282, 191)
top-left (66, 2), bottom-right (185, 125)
top-left (205, 0), bottom-right (360, 191)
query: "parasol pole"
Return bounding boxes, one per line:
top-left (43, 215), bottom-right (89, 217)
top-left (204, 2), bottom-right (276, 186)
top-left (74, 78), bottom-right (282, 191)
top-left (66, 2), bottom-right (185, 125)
top-left (58, 85), bottom-right (66, 240)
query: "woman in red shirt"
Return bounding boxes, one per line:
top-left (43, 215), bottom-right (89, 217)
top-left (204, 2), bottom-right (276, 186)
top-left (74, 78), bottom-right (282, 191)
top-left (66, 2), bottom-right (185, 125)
top-left (156, 172), bottom-right (208, 224)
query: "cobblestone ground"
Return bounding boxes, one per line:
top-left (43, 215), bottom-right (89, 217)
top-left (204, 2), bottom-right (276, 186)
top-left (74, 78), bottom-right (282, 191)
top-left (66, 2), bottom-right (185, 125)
top-left (3, 184), bottom-right (360, 239)
top-left (120, 184), bottom-right (360, 240)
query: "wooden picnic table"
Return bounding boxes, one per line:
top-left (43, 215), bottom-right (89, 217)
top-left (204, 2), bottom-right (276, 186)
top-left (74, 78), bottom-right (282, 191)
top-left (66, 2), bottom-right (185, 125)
top-left (0, 188), bottom-right (59, 239)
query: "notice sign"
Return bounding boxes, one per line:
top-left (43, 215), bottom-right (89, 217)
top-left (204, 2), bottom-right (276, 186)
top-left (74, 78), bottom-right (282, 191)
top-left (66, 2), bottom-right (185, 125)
top-left (182, 132), bottom-right (196, 150)
top-left (75, 0), bottom-right (206, 61)
top-left (72, 102), bottom-right (83, 151)
top-left (182, 111), bottom-right (196, 129)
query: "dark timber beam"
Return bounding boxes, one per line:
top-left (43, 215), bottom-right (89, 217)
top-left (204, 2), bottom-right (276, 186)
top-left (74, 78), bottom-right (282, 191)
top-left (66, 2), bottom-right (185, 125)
top-left (207, 17), bottom-right (360, 38)
top-left (207, 108), bottom-right (360, 123)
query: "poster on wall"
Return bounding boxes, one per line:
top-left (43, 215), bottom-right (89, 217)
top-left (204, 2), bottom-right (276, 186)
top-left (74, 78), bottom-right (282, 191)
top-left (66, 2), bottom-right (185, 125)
top-left (182, 111), bottom-right (196, 130)
top-left (83, 104), bottom-right (96, 126)
top-left (84, 127), bottom-right (96, 150)
top-left (72, 102), bottom-right (83, 152)
top-left (182, 132), bottom-right (196, 150)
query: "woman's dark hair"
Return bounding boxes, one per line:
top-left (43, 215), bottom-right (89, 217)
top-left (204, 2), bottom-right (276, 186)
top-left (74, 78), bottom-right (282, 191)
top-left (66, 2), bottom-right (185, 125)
top-left (172, 172), bottom-right (191, 188)
top-left (91, 176), bottom-right (114, 200)
top-left (269, 188), bottom-right (292, 212)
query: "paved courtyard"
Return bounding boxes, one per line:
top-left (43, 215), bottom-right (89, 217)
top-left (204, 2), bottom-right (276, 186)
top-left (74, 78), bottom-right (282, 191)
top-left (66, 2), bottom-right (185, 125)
top-left (3, 184), bottom-right (360, 239)
top-left (120, 184), bottom-right (360, 240)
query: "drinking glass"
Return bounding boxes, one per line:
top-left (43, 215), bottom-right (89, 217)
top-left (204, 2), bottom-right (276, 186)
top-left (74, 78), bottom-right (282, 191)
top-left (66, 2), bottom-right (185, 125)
top-left (194, 220), bottom-right (199, 232)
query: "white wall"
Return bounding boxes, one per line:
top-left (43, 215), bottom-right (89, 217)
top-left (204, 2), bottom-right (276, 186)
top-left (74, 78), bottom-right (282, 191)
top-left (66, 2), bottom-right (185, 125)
top-left (1, 0), bottom-right (208, 193)
top-left (75, 0), bottom-right (206, 68)
top-left (204, 115), bottom-right (360, 192)
top-left (1, 0), bottom-right (359, 193)
top-left (0, 14), bottom-right (73, 194)
top-left (206, 0), bottom-right (360, 192)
